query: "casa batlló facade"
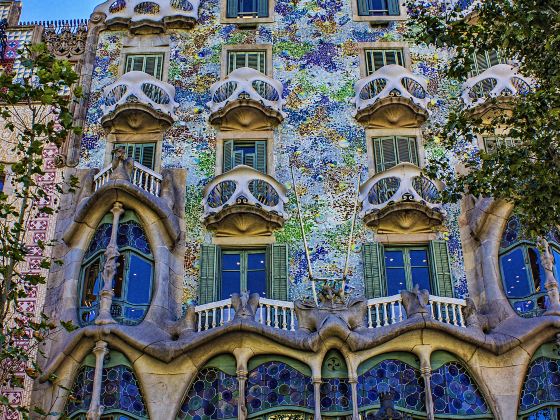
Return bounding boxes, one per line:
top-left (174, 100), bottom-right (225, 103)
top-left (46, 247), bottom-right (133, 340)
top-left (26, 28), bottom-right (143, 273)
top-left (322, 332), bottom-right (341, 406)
top-left (0, 0), bottom-right (559, 419)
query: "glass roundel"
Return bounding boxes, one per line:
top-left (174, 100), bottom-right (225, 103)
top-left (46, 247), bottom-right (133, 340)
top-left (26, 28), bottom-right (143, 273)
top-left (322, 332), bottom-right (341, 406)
top-left (78, 212), bottom-right (154, 326)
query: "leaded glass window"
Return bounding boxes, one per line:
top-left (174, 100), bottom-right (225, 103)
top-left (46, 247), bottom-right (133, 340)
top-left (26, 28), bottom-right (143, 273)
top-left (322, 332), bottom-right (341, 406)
top-left (78, 211), bottom-right (153, 326)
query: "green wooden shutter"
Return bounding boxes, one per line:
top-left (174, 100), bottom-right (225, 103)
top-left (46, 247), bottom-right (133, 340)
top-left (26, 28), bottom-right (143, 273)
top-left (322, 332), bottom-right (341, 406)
top-left (362, 242), bottom-right (385, 298)
top-left (267, 244), bottom-right (289, 300)
top-left (199, 245), bottom-right (219, 304)
top-left (374, 137), bottom-right (397, 173)
top-left (255, 141), bottom-right (267, 173)
top-left (357, 0), bottom-right (369, 16)
top-left (234, 150), bottom-right (244, 168)
top-left (388, 0), bottom-right (400, 15)
top-left (429, 240), bottom-right (454, 298)
top-left (223, 140), bottom-right (234, 172)
top-left (226, 0), bottom-right (239, 17)
top-left (140, 144), bottom-right (155, 169)
top-left (257, 0), bottom-right (268, 17)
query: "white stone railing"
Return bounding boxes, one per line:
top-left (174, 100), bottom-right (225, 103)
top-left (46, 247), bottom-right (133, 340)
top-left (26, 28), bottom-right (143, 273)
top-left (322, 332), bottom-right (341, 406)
top-left (429, 295), bottom-right (467, 327)
top-left (194, 298), bottom-right (234, 332)
top-left (93, 161), bottom-right (163, 196)
top-left (207, 67), bottom-right (286, 117)
top-left (202, 165), bottom-right (289, 219)
top-left (256, 298), bottom-right (296, 331)
top-left (101, 71), bottom-right (178, 121)
top-left (366, 294), bottom-right (404, 328)
top-left (462, 64), bottom-right (532, 108)
top-left (359, 163), bottom-right (444, 217)
top-left (94, 0), bottom-right (200, 25)
top-left (353, 64), bottom-right (430, 114)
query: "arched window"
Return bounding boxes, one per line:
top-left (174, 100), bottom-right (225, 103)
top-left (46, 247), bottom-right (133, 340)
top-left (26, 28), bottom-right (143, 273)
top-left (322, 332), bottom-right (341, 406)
top-left (319, 350), bottom-right (352, 417)
top-left (65, 351), bottom-right (148, 419)
top-left (177, 354), bottom-right (239, 419)
top-left (357, 352), bottom-right (426, 419)
top-left (518, 343), bottom-right (560, 420)
top-left (499, 216), bottom-right (560, 317)
top-left (431, 352), bottom-right (491, 419)
top-left (79, 211), bottom-right (153, 326)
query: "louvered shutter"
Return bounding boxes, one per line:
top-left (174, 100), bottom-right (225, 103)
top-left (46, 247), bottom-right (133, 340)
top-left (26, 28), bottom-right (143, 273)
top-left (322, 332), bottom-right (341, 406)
top-left (362, 242), bottom-right (385, 298)
top-left (385, 51), bottom-right (397, 65)
top-left (429, 241), bottom-right (454, 298)
top-left (374, 137), bottom-right (397, 172)
top-left (388, 0), bottom-right (400, 15)
top-left (199, 245), bottom-right (219, 304)
top-left (226, 0), bottom-right (239, 18)
top-left (255, 141), bottom-right (267, 173)
top-left (233, 149), bottom-right (244, 168)
top-left (257, 0), bottom-right (268, 17)
top-left (223, 140), bottom-right (234, 172)
top-left (267, 244), bottom-right (289, 300)
top-left (357, 0), bottom-right (369, 16)
top-left (141, 144), bottom-right (155, 169)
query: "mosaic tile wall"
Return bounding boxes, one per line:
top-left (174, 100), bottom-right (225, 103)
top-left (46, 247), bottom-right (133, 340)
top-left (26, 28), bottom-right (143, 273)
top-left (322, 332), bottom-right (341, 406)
top-left (79, 0), bottom-right (467, 304)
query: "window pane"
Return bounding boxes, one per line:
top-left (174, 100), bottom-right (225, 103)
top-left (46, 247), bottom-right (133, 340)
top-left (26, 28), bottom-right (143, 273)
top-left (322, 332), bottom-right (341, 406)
top-left (409, 249), bottom-right (429, 266)
top-left (239, 0), bottom-right (257, 14)
top-left (247, 270), bottom-right (266, 297)
top-left (247, 252), bottom-right (266, 270)
top-left (126, 254), bottom-right (152, 304)
top-left (113, 254), bottom-right (125, 299)
top-left (553, 248), bottom-right (560, 283)
top-left (222, 253), bottom-right (241, 270)
top-left (385, 250), bottom-right (404, 267)
top-left (528, 247), bottom-right (546, 293)
top-left (411, 267), bottom-right (431, 292)
top-left (82, 258), bottom-right (102, 306)
top-left (221, 271), bottom-right (241, 299)
top-left (386, 268), bottom-right (406, 295)
top-left (500, 248), bottom-right (532, 297)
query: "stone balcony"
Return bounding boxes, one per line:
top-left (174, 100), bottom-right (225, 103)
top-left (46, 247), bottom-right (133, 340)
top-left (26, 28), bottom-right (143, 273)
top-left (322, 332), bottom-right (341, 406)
top-left (462, 64), bottom-right (532, 118)
top-left (101, 71), bottom-right (178, 132)
top-left (202, 165), bottom-right (288, 237)
top-left (94, 160), bottom-right (163, 197)
top-left (207, 67), bottom-right (286, 131)
top-left (353, 64), bottom-right (430, 128)
top-left (94, 0), bottom-right (200, 33)
top-left (359, 163), bottom-right (445, 234)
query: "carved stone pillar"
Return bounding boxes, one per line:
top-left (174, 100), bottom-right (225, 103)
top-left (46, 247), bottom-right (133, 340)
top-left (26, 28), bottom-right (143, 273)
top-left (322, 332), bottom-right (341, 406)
top-left (95, 202), bottom-right (124, 325)
top-left (421, 366), bottom-right (435, 420)
top-left (539, 238), bottom-right (560, 315)
top-left (313, 378), bottom-right (322, 420)
top-left (349, 377), bottom-right (360, 420)
top-left (86, 340), bottom-right (109, 420)
top-left (237, 369), bottom-right (248, 420)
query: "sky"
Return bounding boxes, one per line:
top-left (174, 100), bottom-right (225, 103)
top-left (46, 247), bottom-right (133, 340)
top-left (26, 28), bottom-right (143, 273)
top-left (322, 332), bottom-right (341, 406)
top-left (19, 0), bottom-right (100, 22)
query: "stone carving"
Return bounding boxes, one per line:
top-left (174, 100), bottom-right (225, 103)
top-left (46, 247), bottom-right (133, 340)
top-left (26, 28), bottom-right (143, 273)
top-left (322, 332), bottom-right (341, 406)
top-left (231, 291), bottom-right (260, 319)
top-left (95, 244), bottom-right (120, 325)
top-left (463, 298), bottom-right (511, 332)
top-left (371, 391), bottom-right (412, 419)
top-left (110, 147), bottom-right (134, 181)
top-left (43, 22), bottom-right (88, 61)
top-left (538, 238), bottom-right (560, 315)
top-left (400, 285), bottom-right (430, 319)
top-left (294, 297), bottom-right (367, 333)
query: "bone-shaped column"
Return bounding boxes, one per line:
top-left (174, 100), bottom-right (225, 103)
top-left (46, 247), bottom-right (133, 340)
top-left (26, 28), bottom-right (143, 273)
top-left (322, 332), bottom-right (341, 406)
top-left (86, 340), bottom-right (109, 420)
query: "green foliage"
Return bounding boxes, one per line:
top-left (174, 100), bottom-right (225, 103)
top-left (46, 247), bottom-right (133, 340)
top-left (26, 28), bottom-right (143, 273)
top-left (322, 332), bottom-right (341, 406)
top-left (406, 0), bottom-right (560, 237)
top-left (0, 43), bottom-right (81, 418)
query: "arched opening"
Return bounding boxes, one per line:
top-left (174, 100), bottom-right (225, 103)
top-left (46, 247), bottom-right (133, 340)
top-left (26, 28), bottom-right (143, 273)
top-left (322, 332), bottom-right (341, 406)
top-left (431, 351), bottom-right (492, 419)
top-left (78, 210), bottom-right (154, 326)
top-left (177, 354), bottom-right (239, 419)
top-left (357, 352), bottom-right (426, 419)
top-left (518, 343), bottom-right (560, 420)
top-left (320, 349), bottom-right (352, 418)
top-left (499, 216), bottom-right (560, 317)
top-left (64, 350), bottom-right (148, 419)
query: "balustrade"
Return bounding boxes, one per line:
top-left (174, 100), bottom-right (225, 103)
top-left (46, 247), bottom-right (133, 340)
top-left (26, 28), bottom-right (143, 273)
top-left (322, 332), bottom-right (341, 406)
top-left (93, 161), bottom-right (163, 197)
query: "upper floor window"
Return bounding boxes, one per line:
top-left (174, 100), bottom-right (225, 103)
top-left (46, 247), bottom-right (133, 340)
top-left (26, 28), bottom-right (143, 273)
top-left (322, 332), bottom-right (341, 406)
top-left (384, 247), bottom-right (431, 295)
top-left (79, 211), bottom-right (153, 326)
top-left (365, 49), bottom-right (404, 75)
top-left (223, 139), bottom-right (267, 173)
top-left (226, 0), bottom-right (269, 19)
top-left (470, 50), bottom-right (506, 77)
top-left (357, 0), bottom-right (400, 17)
top-left (0, 173), bottom-right (5, 193)
top-left (221, 249), bottom-right (267, 299)
top-left (125, 53), bottom-right (165, 80)
top-left (372, 136), bottom-right (419, 173)
top-left (227, 50), bottom-right (267, 74)
top-left (499, 216), bottom-right (560, 317)
top-left (114, 143), bottom-right (156, 170)
top-left (483, 136), bottom-right (520, 153)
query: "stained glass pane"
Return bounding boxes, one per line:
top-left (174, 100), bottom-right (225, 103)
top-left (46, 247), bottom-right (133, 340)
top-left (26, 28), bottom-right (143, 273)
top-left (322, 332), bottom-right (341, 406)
top-left (357, 359), bottom-right (426, 415)
top-left (520, 357), bottom-right (560, 412)
top-left (501, 216), bottom-right (522, 249)
top-left (431, 362), bottom-right (489, 416)
top-left (85, 223), bottom-right (112, 259)
top-left (178, 368), bottom-right (239, 419)
top-left (320, 378), bottom-right (352, 413)
top-left (65, 366), bottom-right (94, 415)
top-left (246, 362), bottom-right (314, 414)
top-left (117, 221), bottom-right (152, 255)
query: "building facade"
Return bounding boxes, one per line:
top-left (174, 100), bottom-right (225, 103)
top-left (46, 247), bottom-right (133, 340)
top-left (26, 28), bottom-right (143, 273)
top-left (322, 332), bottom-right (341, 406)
top-left (0, 0), bottom-right (559, 419)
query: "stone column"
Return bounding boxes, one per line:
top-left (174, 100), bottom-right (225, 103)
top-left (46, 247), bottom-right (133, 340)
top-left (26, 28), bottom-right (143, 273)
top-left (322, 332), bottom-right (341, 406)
top-left (237, 369), bottom-right (248, 420)
top-left (95, 202), bottom-right (124, 325)
top-left (415, 345), bottom-right (434, 420)
top-left (539, 238), bottom-right (560, 315)
top-left (86, 340), bottom-right (109, 420)
top-left (313, 378), bottom-right (322, 420)
top-left (349, 377), bottom-right (360, 420)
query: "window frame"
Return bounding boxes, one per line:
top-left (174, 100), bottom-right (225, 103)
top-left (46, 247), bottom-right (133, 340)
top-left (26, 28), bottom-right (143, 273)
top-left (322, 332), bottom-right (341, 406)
top-left (364, 48), bottom-right (405, 76)
top-left (215, 131), bottom-right (274, 176)
top-left (352, 0), bottom-right (407, 23)
top-left (371, 135), bottom-right (420, 174)
top-left (124, 53), bottom-right (166, 80)
top-left (221, 44), bottom-right (273, 78)
top-left (383, 245), bottom-right (433, 294)
top-left (469, 50), bottom-right (508, 77)
top-left (219, 249), bottom-right (268, 299)
top-left (113, 142), bottom-right (157, 170)
top-left (220, 0), bottom-right (275, 24)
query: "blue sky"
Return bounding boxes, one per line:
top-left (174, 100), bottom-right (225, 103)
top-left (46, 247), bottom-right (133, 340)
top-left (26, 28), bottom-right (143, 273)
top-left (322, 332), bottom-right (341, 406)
top-left (20, 0), bottom-right (100, 22)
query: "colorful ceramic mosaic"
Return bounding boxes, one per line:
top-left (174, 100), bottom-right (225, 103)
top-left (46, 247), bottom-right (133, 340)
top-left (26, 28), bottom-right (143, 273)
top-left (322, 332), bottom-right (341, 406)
top-left (357, 359), bottom-right (426, 415)
top-left (246, 362), bottom-right (314, 414)
top-left (65, 365), bottom-right (147, 418)
top-left (178, 368), bottom-right (239, 419)
top-left (520, 357), bottom-right (560, 412)
top-left (431, 362), bottom-right (489, 416)
top-left (319, 378), bottom-right (352, 413)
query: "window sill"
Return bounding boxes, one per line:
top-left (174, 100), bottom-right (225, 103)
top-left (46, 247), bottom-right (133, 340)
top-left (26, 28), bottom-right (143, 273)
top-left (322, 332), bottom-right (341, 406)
top-left (220, 16), bottom-right (274, 25)
top-left (353, 14), bottom-right (407, 23)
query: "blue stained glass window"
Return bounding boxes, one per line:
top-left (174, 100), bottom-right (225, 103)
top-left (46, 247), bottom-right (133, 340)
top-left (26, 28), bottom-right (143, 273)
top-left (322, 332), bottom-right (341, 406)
top-left (319, 378), bottom-right (352, 413)
top-left (177, 368), bottom-right (239, 419)
top-left (357, 359), bottom-right (426, 415)
top-left (246, 362), bottom-right (314, 414)
top-left (65, 365), bottom-right (147, 419)
top-left (85, 223), bottom-right (112, 259)
top-left (431, 362), bottom-right (489, 416)
top-left (520, 357), bottom-right (560, 412)
top-left (117, 221), bottom-right (152, 255)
